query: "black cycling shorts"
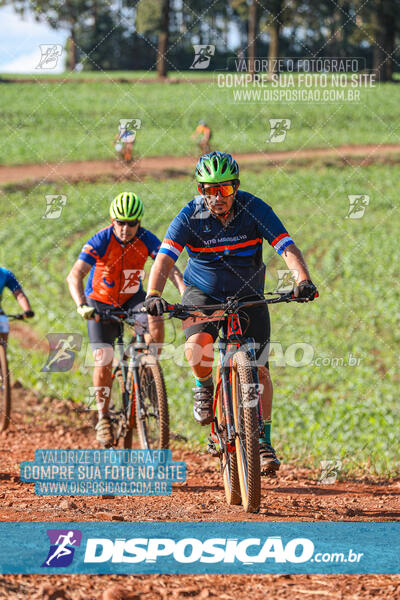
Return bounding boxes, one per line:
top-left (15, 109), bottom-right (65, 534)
top-left (87, 291), bottom-right (147, 348)
top-left (181, 285), bottom-right (270, 367)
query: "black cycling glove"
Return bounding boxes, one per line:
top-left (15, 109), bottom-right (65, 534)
top-left (294, 280), bottom-right (318, 301)
top-left (144, 295), bottom-right (169, 316)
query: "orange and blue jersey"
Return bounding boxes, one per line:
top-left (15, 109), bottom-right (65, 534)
top-left (0, 267), bottom-right (21, 309)
top-left (195, 124), bottom-right (211, 139)
top-left (159, 190), bottom-right (294, 301)
top-left (79, 225), bottom-right (161, 306)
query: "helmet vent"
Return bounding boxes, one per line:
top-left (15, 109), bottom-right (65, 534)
top-left (212, 156), bottom-right (218, 171)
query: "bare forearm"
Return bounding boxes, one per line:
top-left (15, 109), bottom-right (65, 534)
top-left (281, 244), bottom-right (311, 283)
top-left (168, 265), bottom-right (186, 296)
top-left (67, 273), bottom-right (86, 306)
top-left (67, 268), bottom-right (88, 306)
top-left (148, 255), bottom-right (176, 296)
top-left (14, 291), bottom-right (31, 313)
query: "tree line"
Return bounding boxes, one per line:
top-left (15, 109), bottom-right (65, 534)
top-left (4, 0), bottom-right (400, 81)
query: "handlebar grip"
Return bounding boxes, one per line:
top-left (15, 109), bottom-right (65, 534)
top-left (290, 290), bottom-right (319, 300)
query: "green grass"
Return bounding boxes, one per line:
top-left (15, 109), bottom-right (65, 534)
top-left (0, 74), bottom-right (398, 165)
top-left (1, 163), bottom-right (398, 477)
top-left (0, 70), bottom-right (212, 80)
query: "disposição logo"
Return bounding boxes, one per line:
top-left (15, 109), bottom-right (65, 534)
top-left (41, 529), bottom-right (82, 568)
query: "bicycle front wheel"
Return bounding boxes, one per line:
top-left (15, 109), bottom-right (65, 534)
top-left (136, 354), bottom-right (169, 449)
top-left (215, 365), bottom-right (241, 506)
top-left (0, 344), bottom-right (11, 432)
top-left (231, 350), bottom-right (261, 513)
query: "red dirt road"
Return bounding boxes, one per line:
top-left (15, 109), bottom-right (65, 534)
top-left (0, 386), bottom-right (399, 598)
top-left (2, 144), bottom-right (400, 186)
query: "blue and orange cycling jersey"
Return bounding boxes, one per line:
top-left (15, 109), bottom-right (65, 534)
top-left (79, 225), bottom-right (161, 306)
top-left (0, 267), bottom-right (22, 310)
top-left (159, 190), bottom-right (294, 301)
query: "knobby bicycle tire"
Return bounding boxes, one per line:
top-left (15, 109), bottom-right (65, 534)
top-left (215, 365), bottom-right (241, 506)
top-left (0, 345), bottom-right (11, 432)
top-left (135, 354), bottom-right (169, 449)
top-left (231, 349), bottom-right (261, 513)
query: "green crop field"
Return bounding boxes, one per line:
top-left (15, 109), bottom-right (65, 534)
top-left (0, 75), bottom-right (398, 165)
top-left (1, 163), bottom-right (398, 476)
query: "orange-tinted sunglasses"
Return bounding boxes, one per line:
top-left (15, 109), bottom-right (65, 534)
top-left (198, 183), bottom-right (236, 197)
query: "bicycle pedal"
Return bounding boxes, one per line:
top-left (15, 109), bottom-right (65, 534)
top-left (261, 464), bottom-right (279, 477)
top-left (207, 439), bottom-right (220, 457)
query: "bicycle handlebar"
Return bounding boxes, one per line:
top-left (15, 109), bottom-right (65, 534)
top-left (93, 307), bottom-right (145, 323)
top-left (163, 290), bottom-right (319, 320)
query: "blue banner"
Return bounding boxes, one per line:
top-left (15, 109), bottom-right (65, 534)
top-left (0, 522), bottom-right (398, 574)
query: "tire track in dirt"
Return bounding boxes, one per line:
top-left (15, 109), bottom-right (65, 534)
top-left (1, 145), bottom-right (400, 187)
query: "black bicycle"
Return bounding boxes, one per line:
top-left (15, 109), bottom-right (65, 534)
top-left (0, 314), bottom-right (26, 432)
top-left (92, 307), bottom-right (169, 449)
top-left (165, 291), bottom-right (316, 513)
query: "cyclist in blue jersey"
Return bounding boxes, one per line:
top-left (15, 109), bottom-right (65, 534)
top-left (0, 267), bottom-right (34, 347)
top-left (145, 152), bottom-right (317, 474)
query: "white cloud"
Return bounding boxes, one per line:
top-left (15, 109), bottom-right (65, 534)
top-left (0, 47), bottom-right (65, 74)
top-left (0, 6), bottom-right (68, 73)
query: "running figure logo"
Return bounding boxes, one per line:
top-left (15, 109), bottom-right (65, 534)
top-left (42, 529), bottom-right (82, 567)
top-left (190, 45), bottom-right (215, 69)
top-left (121, 269), bottom-right (145, 294)
top-left (319, 460), bottom-right (342, 484)
top-left (346, 195), bottom-right (369, 219)
top-left (275, 269), bottom-right (298, 293)
top-left (86, 386), bottom-right (110, 410)
top-left (118, 119), bottom-right (141, 143)
top-left (42, 195), bottom-right (67, 219)
top-left (36, 44), bottom-right (63, 70)
top-left (242, 383), bottom-right (264, 408)
top-left (41, 334), bottom-right (82, 372)
top-left (267, 119), bottom-right (291, 143)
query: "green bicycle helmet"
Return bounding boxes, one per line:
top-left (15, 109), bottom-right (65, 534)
top-left (195, 151), bottom-right (239, 183)
top-left (110, 192), bottom-right (144, 221)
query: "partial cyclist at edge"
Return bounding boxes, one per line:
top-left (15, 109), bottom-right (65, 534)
top-left (144, 152), bottom-right (318, 474)
top-left (0, 266), bottom-right (34, 347)
top-left (67, 193), bottom-right (185, 447)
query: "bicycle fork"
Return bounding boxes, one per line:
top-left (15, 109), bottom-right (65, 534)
top-left (207, 342), bottom-right (237, 460)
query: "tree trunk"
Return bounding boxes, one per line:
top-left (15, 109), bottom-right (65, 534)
top-left (248, 0), bottom-right (259, 77)
top-left (372, 0), bottom-right (395, 82)
top-left (157, 0), bottom-right (170, 78)
top-left (382, 0), bottom-right (396, 81)
top-left (383, 7), bottom-right (395, 81)
top-left (67, 28), bottom-right (77, 71)
top-left (93, 0), bottom-right (97, 29)
top-left (268, 23), bottom-right (281, 75)
top-left (268, 1), bottom-right (283, 76)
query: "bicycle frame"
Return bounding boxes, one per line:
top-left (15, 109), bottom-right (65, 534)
top-left (210, 312), bottom-right (263, 451)
top-left (96, 309), bottom-right (148, 437)
top-left (168, 291), bottom-right (318, 452)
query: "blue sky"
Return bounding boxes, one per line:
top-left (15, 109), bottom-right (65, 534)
top-left (0, 6), bottom-right (68, 73)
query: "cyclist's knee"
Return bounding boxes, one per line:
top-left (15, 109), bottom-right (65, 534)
top-left (92, 345), bottom-right (114, 367)
top-left (185, 333), bottom-right (214, 367)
